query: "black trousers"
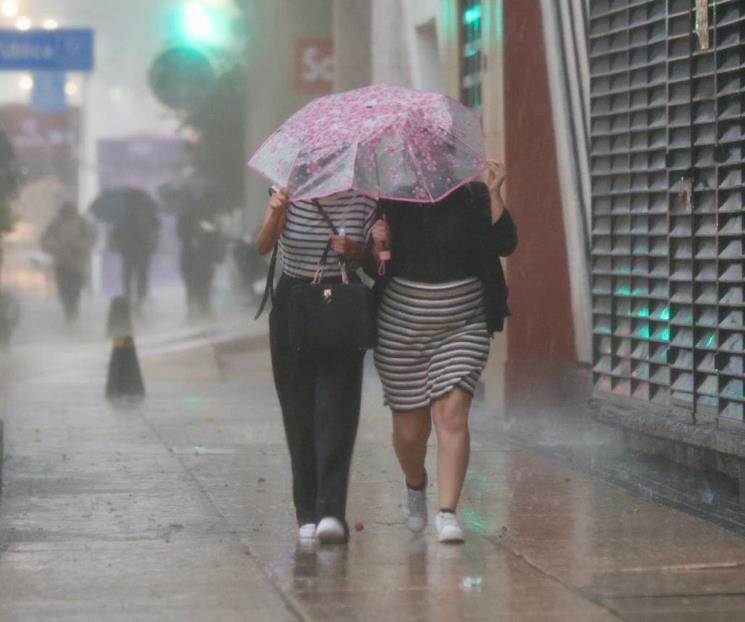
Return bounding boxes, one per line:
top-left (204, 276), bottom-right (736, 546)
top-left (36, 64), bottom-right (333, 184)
top-left (269, 275), bottom-right (364, 527)
top-left (181, 253), bottom-right (215, 316)
top-left (122, 255), bottom-right (149, 307)
top-left (54, 265), bottom-right (84, 320)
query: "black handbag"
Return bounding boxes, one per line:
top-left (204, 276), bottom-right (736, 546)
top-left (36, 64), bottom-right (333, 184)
top-left (254, 197), bottom-right (376, 351)
top-left (287, 201), bottom-right (376, 351)
top-left (287, 273), bottom-right (376, 351)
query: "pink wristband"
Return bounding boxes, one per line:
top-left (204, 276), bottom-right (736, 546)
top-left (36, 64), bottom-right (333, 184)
top-left (378, 250), bottom-right (391, 276)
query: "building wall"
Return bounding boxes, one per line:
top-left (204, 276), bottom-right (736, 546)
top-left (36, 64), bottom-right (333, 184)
top-left (333, 0), bottom-right (372, 91)
top-left (399, 0), bottom-right (442, 92)
top-left (502, 0), bottom-right (577, 416)
top-left (371, 0), bottom-right (411, 86)
top-left (243, 0), bottom-right (333, 229)
top-left (540, 0), bottom-right (593, 364)
top-left (370, 0), bottom-right (441, 91)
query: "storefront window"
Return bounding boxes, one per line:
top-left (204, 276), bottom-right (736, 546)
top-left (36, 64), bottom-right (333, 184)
top-left (460, 0), bottom-right (482, 109)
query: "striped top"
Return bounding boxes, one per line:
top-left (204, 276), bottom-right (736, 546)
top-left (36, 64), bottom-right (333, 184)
top-left (279, 191), bottom-right (377, 279)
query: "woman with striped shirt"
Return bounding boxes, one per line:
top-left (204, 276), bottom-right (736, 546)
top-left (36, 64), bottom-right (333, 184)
top-left (371, 160), bottom-right (517, 543)
top-left (256, 188), bottom-right (378, 544)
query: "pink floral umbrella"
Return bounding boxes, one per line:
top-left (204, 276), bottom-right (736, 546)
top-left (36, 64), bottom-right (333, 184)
top-left (248, 85), bottom-right (485, 203)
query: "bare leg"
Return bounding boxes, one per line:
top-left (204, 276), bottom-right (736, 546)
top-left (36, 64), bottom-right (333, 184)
top-left (431, 387), bottom-right (472, 511)
top-left (391, 407), bottom-right (431, 488)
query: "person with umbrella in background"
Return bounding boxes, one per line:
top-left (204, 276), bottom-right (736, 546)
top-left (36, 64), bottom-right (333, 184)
top-left (177, 205), bottom-right (226, 317)
top-left (232, 228), bottom-right (265, 306)
top-left (41, 201), bottom-right (96, 322)
top-left (92, 187), bottom-right (160, 313)
top-left (109, 205), bottom-right (160, 313)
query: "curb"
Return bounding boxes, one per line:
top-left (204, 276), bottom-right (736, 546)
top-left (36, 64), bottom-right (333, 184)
top-left (592, 397), bottom-right (745, 505)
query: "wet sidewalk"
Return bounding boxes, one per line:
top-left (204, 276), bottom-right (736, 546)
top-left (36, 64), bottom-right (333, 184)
top-left (2, 330), bottom-right (745, 621)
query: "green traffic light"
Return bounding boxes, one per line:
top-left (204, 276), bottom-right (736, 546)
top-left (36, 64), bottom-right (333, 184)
top-left (183, 2), bottom-right (213, 41)
top-left (463, 5), bottom-right (482, 25)
top-left (178, 0), bottom-right (231, 46)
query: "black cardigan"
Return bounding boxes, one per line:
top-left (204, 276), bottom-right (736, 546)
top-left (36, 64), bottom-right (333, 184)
top-left (376, 182), bottom-right (518, 334)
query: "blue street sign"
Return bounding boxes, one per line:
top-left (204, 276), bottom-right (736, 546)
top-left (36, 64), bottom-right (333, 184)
top-left (31, 71), bottom-right (66, 113)
top-left (0, 29), bottom-right (94, 72)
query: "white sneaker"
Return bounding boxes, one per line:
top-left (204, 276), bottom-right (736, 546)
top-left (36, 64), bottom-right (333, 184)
top-left (298, 523), bottom-right (316, 541)
top-left (315, 517), bottom-right (347, 544)
top-left (435, 511), bottom-right (464, 544)
top-left (403, 473), bottom-right (428, 532)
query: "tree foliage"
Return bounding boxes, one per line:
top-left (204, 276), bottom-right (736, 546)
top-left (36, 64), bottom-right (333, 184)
top-left (183, 62), bottom-right (247, 212)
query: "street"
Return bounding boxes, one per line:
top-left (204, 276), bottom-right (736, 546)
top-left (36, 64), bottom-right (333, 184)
top-left (1, 311), bottom-right (745, 622)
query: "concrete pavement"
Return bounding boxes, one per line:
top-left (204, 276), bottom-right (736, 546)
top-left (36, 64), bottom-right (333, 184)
top-left (3, 319), bottom-right (745, 620)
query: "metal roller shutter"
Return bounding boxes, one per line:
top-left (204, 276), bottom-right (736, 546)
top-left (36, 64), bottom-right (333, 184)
top-left (590, 0), bottom-right (745, 423)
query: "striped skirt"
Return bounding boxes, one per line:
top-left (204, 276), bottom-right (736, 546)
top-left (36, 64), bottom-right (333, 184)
top-left (374, 277), bottom-right (491, 411)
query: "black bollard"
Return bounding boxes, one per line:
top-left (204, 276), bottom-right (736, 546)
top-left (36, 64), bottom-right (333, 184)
top-left (105, 296), bottom-right (145, 401)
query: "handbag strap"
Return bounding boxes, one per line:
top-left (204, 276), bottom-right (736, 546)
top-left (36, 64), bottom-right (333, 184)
top-left (312, 200), bottom-right (349, 284)
top-left (312, 199), bottom-right (339, 235)
top-left (254, 243), bottom-right (278, 320)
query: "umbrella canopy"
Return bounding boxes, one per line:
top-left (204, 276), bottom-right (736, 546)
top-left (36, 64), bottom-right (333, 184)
top-left (90, 187), bottom-right (158, 224)
top-left (248, 85), bottom-right (485, 203)
top-left (157, 177), bottom-right (216, 214)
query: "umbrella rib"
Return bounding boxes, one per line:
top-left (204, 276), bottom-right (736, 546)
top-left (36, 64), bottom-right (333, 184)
top-left (360, 109), bottom-right (414, 146)
top-left (372, 139), bottom-right (383, 201)
top-left (283, 145), bottom-right (305, 199)
top-left (428, 121), bottom-right (485, 163)
top-left (350, 135), bottom-right (374, 200)
top-left (405, 143), bottom-right (435, 203)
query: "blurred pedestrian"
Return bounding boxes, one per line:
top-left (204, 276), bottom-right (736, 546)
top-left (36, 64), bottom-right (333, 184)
top-left (233, 230), bottom-right (265, 305)
top-left (256, 186), bottom-right (377, 545)
top-left (177, 208), bottom-right (226, 317)
top-left (41, 202), bottom-right (96, 322)
top-left (108, 207), bottom-right (160, 311)
top-left (372, 160), bottom-right (517, 543)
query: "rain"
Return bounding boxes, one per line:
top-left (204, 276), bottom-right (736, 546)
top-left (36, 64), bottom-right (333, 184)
top-left (1, 1), bottom-right (745, 621)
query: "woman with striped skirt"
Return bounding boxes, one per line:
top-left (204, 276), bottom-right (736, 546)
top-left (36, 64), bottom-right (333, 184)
top-left (371, 160), bottom-right (517, 543)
